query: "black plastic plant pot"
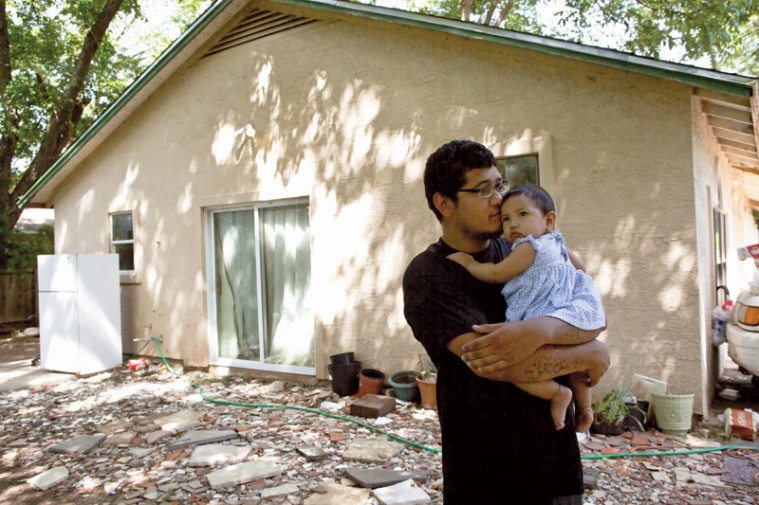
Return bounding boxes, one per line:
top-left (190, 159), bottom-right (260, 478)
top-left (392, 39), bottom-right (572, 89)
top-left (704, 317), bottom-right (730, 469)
top-left (328, 361), bottom-right (361, 396)
top-left (329, 352), bottom-right (356, 366)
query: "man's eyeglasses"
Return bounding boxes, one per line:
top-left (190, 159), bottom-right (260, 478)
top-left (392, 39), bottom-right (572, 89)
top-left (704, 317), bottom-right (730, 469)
top-left (457, 182), bottom-right (507, 199)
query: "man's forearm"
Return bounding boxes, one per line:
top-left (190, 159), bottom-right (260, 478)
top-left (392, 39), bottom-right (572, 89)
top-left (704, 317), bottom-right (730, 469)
top-left (480, 340), bottom-right (610, 383)
top-left (541, 317), bottom-right (605, 346)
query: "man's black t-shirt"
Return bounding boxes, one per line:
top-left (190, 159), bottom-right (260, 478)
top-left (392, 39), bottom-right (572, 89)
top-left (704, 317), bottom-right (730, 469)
top-left (403, 238), bottom-right (583, 504)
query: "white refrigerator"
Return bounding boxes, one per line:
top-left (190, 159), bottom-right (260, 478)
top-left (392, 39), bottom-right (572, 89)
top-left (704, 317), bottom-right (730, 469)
top-left (38, 254), bottom-right (123, 374)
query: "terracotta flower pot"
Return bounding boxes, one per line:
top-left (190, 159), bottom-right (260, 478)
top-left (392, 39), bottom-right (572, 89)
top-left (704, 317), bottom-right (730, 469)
top-left (356, 368), bottom-right (385, 398)
top-left (416, 373), bottom-right (437, 410)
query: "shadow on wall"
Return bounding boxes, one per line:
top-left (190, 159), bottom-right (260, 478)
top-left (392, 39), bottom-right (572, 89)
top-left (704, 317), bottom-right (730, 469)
top-left (75, 43), bottom-right (698, 386)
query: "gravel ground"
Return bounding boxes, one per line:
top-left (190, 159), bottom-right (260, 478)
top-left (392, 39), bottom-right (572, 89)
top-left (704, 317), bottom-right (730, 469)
top-left (1, 335), bottom-right (758, 504)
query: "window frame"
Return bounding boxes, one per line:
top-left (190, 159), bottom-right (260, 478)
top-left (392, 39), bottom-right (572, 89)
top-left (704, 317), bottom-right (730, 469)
top-left (496, 153), bottom-right (540, 189)
top-left (204, 196), bottom-right (315, 376)
top-left (109, 210), bottom-right (139, 283)
top-left (488, 130), bottom-right (554, 197)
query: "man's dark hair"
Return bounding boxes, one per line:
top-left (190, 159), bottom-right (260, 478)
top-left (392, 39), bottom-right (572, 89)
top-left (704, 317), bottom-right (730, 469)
top-left (502, 183), bottom-right (555, 215)
top-left (424, 140), bottom-right (496, 220)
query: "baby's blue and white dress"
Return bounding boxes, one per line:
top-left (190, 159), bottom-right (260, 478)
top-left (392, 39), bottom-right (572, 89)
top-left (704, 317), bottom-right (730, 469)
top-left (503, 231), bottom-right (605, 330)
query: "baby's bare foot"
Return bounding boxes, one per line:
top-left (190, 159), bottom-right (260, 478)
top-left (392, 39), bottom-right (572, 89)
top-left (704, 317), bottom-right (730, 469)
top-left (551, 385), bottom-right (573, 430)
top-left (576, 406), bottom-right (594, 432)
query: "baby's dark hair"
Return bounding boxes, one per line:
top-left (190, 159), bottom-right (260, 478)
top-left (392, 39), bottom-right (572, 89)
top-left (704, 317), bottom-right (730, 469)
top-left (502, 183), bottom-right (555, 215)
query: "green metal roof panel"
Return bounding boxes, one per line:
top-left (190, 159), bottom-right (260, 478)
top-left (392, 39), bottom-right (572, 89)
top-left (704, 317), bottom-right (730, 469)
top-left (19, 0), bottom-right (757, 206)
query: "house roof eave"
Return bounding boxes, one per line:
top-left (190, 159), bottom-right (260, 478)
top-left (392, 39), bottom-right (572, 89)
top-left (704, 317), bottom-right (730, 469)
top-left (19, 0), bottom-right (758, 207)
top-left (19, 0), bottom-right (248, 207)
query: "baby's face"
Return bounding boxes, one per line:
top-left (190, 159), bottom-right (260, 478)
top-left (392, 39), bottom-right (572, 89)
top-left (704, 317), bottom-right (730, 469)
top-left (501, 194), bottom-right (551, 244)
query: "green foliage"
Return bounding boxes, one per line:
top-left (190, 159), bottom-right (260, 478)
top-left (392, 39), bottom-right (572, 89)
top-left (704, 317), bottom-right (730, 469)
top-left (718, 13), bottom-right (759, 76)
top-left (3, 1), bottom-right (213, 176)
top-left (414, 0), bottom-right (545, 34)
top-left (4, 1), bottom-right (138, 168)
top-left (561, 0), bottom-right (757, 67)
top-left (1, 1), bottom-right (212, 268)
top-left (373, 0), bottom-right (759, 74)
top-left (592, 387), bottom-right (630, 426)
top-left (0, 217), bottom-right (53, 275)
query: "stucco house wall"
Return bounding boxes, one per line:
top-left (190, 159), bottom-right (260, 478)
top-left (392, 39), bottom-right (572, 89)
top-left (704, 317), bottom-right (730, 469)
top-left (50, 1), bottom-right (712, 408)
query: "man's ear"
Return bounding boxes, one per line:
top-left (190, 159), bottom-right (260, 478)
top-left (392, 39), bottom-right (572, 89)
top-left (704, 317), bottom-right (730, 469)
top-left (433, 192), bottom-right (456, 218)
top-left (545, 211), bottom-right (557, 231)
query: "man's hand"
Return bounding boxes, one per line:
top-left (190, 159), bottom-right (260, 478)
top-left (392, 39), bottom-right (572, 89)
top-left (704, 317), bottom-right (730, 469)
top-left (461, 320), bottom-right (546, 373)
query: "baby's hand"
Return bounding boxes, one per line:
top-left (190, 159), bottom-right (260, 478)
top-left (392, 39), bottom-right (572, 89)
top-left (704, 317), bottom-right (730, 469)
top-left (447, 252), bottom-right (475, 267)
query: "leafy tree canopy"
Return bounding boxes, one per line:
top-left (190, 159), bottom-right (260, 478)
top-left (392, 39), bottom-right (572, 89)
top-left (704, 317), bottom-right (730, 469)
top-left (390, 0), bottom-right (758, 75)
top-left (0, 0), bottom-right (210, 269)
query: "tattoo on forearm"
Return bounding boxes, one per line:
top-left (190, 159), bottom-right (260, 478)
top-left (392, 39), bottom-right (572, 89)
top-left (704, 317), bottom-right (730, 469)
top-left (521, 353), bottom-right (585, 381)
top-left (558, 322), bottom-right (584, 343)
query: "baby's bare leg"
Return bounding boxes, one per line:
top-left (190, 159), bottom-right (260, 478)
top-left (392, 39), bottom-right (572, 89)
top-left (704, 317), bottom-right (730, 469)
top-left (570, 372), bottom-right (593, 432)
top-left (515, 380), bottom-right (573, 430)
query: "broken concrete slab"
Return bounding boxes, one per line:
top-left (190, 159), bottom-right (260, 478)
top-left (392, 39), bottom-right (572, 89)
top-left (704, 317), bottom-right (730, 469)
top-left (673, 467), bottom-right (692, 484)
top-left (189, 444), bottom-right (251, 466)
top-left (27, 467), bottom-right (69, 490)
top-left (350, 394), bottom-right (396, 418)
top-left (206, 459), bottom-right (281, 489)
top-left (583, 467), bottom-right (601, 489)
top-left (153, 409), bottom-right (204, 432)
top-left (691, 472), bottom-right (730, 488)
top-left (47, 434), bottom-right (107, 454)
top-left (722, 455), bottom-right (759, 485)
top-left (22, 327), bottom-right (40, 337)
top-left (261, 482), bottom-right (299, 499)
top-left (260, 381), bottom-right (285, 396)
top-left (341, 438), bottom-right (404, 464)
top-left (170, 429), bottom-right (237, 449)
top-left (372, 479), bottom-right (431, 505)
top-left (651, 471), bottom-right (670, 483)
top-left (129, 447), bottom-right (155, 458)
top-left (146, 430), bottom-right (171, 444)
top-left (99, 420), bottom-right (133, 434)
top-left (103, 431), bottom-right (135, 446)
top-left (296, 446), bottom-right (327, 461)
top-left (303, 482), bottom-right (371, 504)
top-left (344, 467), bottom-right (427, 488)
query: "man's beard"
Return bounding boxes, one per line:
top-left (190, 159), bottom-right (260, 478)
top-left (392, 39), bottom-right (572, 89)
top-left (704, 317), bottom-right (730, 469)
top-left (462, 223), bottom-right (502, 242)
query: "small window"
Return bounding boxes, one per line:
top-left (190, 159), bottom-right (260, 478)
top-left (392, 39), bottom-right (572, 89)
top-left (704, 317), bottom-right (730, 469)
top-left (110, 212), bottom-right (134, 271)
top-left (497, 154), bottom-right (539, 189)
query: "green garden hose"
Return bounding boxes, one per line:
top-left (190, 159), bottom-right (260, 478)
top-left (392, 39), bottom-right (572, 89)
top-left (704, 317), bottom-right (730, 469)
top-left (142, 337), bottom-right (758, 460)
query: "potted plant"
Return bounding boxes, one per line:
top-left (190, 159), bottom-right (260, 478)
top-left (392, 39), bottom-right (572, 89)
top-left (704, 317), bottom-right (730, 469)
top-left (415, 354), bottom-right (437, 409)
top-left (590, 388), bottom-right (633, 435)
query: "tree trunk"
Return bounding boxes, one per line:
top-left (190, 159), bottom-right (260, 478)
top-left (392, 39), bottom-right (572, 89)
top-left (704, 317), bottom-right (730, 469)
top-left (495, 0), bottom-right (515, 27)
top-left (460, 0), bottom-right (472, 21)
top-left (2, 0), bottom-right (125, 269)
top-left (10, 0), bottom-right (125, 208)
top-left (484, 0), bottom-right (499, 25)
top-left (0, 0), bottom-right (15, 271)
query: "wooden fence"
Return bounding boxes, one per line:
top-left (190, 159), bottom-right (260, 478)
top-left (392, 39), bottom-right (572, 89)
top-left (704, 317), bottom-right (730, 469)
top-left (0, 271), bottom-right (36, 324)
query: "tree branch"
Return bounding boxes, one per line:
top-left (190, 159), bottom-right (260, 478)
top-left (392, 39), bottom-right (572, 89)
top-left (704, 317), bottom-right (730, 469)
top-left (495, 0), bottom-right (515, 27)
top-left (0, 0), bottom-right (18, 216)
top-left (460, 0), bottom-right (472, 21)
top-left (484, 0), bottom-right (498, 25)
top-left (13, 0), bottom-right (125, 205)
